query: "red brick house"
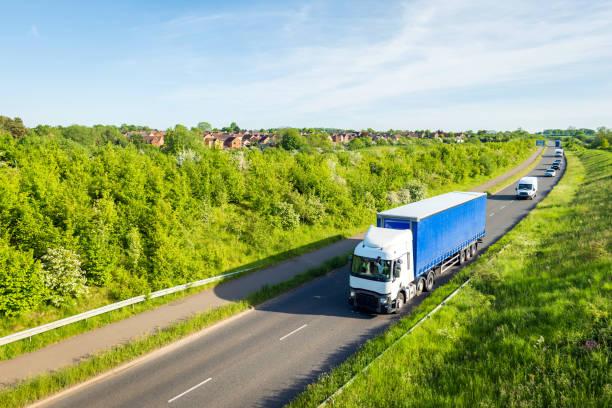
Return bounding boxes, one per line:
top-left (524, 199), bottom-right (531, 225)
top-left (224, 136), bottom-right (242, 149)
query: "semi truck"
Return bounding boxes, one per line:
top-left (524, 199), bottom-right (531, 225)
top-left (349, 191), bottom-right (486, 313)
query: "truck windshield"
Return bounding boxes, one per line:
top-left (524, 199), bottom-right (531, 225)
top-left (350, 256), bottom-right (392, 281)
top-left (518, 183), bottom-right (532, 190)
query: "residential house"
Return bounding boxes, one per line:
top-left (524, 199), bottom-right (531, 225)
top-left (224, 136), bottom-right (242, 149)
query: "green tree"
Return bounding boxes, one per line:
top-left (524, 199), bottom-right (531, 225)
top-left (348, 137), bottom-right (365, 150)
top-left (197, 122), bottom-right (212, 131)
top-left (129, 132), bottom-right (145, 148)
top-left (594, 127), bottom-right (611, 149)
top-left (165, 124), bottom-right (199, 153)
top-left (0, 239), bottom-right (44, 316)
top-left (280, 128), bottom-right (306, 151)
top-left (222, 122), bottom-right (240, 132)
top-left (0, 116), bottom-right (28, 139)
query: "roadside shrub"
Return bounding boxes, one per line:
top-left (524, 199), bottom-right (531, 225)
top-left (403, 180), bottom-right (426, 202)
top-left (274, 201), bottom-right (300, 230)
top-left (290, 193), bottom-right (326, 225)
top-left (0, 241), bottom-right (44, 316)
top-left (386, 180), bottom-right (427, 206)
top-left (41, 248), bottom-right (88, 306)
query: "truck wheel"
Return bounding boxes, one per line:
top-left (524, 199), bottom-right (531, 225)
top-left (425, 271), bottom-right (435, 292)
top-left (416, 278), bottom-right (425, 295)
top-left (470, 244), bottom-right (476, 258)
top-left (459, 249), bottom-right (466, 265)
top-left (394, 292), bottom-right (405, 313)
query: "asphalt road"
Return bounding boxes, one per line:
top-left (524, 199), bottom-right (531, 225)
top-left (41, 145), bottom-right (564, 408)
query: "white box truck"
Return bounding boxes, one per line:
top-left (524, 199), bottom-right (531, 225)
top-left (349, 191), bottom-right (486, 313)
top-left (516, 176), bottom-right (538, 200)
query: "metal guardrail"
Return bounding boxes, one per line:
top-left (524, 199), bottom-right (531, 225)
top-left (318, 278), bottom-right (472, 407)
top-left (0, 266), bottom-right (256, 347)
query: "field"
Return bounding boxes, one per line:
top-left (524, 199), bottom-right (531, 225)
top-left (287, 149), bottom-right (611, 407)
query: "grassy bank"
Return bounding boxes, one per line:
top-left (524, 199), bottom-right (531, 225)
top-left (288, 149), bottom-right (611, 407)
top-left (0, 253), bottom-right (350, 408)
top-left (1, 143), bottom-right (536, 361)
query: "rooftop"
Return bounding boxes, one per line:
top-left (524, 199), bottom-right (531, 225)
top-left (378, 191), bottom-right (486, 221)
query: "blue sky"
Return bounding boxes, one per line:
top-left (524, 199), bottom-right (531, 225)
top-left (2, 0), bottom-right (611, 131)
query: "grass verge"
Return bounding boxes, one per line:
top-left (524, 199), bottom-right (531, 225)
top-left (0, 253), bottom-right (351, 408)
top-left (287, 149), bottom-right (611, 407)
top-left (0, 145), bottom-right (537, 360)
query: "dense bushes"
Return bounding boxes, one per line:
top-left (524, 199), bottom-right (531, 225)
top-left (0, 130), bottom-right (533, 316)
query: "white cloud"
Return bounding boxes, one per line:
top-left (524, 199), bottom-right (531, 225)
top-left (158, 0), bottom-right (612, 130)
top-left (29, 25), bottom-right (39, 38)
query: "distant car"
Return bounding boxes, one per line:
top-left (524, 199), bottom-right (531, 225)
top-left (545, 169), bottom-right (556, 177)
top-left (551, 163), bottom-right (561, 170)
top-left (554, 159), bottom-right (562, 164)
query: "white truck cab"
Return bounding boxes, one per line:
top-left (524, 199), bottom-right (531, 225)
top-left (349, 226), bottom-right (415, 313)
top-left (516, 176), bottom-right (538, 200)
top-left (555, 148), bottom-right (564, 157)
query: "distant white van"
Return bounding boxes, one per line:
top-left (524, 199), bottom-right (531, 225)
top-left (516, 176), bottom-right (538, 200)
top-left (555, 148), bottom-right (564, 157)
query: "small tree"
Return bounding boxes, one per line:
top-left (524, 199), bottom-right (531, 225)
top-left (41, 248), bottom-right (88, 306)
top-left (0, 241), bottom-right (44, 316)
top-left (197, 122), bottom-right (212, 131)
top-left (165, 125), bottom-right (198, 154)
top-left (348, 138), bottom-right (365, 150)
top-left (280, 128), bottom-right (306, 151)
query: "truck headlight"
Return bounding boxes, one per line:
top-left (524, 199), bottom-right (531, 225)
top-left (350, 290), bottom-right (355, 298)
top-left (380, 296), bottom-right (389, 305)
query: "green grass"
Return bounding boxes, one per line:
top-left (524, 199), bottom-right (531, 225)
top-left (0, 144), bottom-right (536, 361)
top-left (287, 149), bottom-right (611, 408)
top-left (0, 253), bottom-right (351, 408)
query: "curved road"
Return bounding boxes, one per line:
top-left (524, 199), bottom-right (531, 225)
top-left (38, 145), bottom-right (564, 408)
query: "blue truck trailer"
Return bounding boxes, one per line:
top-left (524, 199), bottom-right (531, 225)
top-left (555, 139), bottom-right (561, 147)
top-left (349, 191), bottom-right (486, 313)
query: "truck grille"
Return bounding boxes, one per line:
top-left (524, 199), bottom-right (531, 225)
top-left (356, 293), bottom-right (378, 309)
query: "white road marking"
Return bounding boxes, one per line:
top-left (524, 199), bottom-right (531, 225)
top-left (500, 205), bottom-right (506, 209)
top-left (168, 377), bottom-right (212, 403)
top-left (280, 324), bottom-right (308, 341)
top-left (489, 212), bottom-right (495, 217)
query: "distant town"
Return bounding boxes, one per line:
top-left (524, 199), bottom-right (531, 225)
top-left (123, 128), bottom-right (472, 149)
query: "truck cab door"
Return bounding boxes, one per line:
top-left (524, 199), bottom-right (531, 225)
top-left (399, 253), bottom-right (412, 285)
